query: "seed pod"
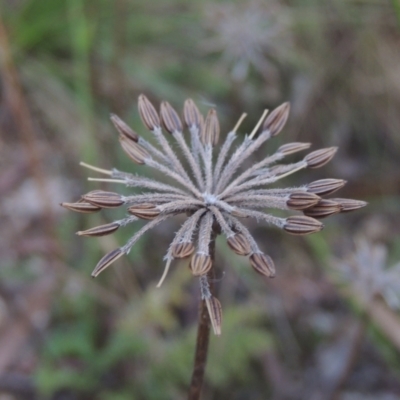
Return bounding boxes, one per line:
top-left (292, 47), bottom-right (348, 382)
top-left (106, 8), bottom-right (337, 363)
top-left (77, 222), bottom-right (120, 237)
top-left (160, 101), bottom-right (183, 134)
top-left (306, 179), bottom-right (346, 196)
top-left (128, 204), bottom-right (160, 220)
top-left (286, 192), bottom-right (320, 210)
top-left (138, 94), bottom-right (161, 130)
top-left (201, 109), bottom-right (219, 146)
top-left (284, 215), bottom-right (324, 235)
top-left (205, 296), bottom-right (223, 336)
top-left (83, 191), bottom-right (125, 208)
top-left (303, 199), bottom-right (341, 218)
top-left (171, 242), bottom-right (195, 258)
top-left (249, 253), bottom-right (276, 278)
top-left (91, 248), bottom-right (124, 277)
top-left (183, 98), bottom-right (203, 130)
top-left (61, 202), bottom-right (101, 213)
top-left (119, 135), bottom-right (149, 164)
top-left (110, 114), bottom-right (139, 142)
top-left (330, 198), bottom-right (368, 212)
top-left (305, 147), bottom-right (338, 169)
top-left (277, 142), bottom-right (311, 156)
top-left (262, 102), bottom-right (290, 137)
top-left (190, 253), bottom-right (212, 276)
top-left (227, 233), bottom-right (251, 256)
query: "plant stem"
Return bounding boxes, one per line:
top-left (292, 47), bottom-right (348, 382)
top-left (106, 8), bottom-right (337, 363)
top-left (188, 231), bottom-right (216, 400)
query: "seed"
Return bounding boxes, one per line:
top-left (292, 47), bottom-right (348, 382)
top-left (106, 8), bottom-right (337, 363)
top-left (201, 109), bottom-right (219, 146)
top-left (303, 199), bottom-right (341, 218)
top-left (138, 94), bottom-right (161, 130)
top-left (306, 179), bottom-right (346, 196)
top-left (277, 142), bottom-right (311, 156)
top-left (284, 215), bottom-right (323, 235)
top-left (119, 135), bottom-right (149, 164)
top-left (77, 222), bottom-right (120, 237)
top-left (205, 296), bottom-right (222, 336)
top-left (91, 248), bottom-right (124, 277)
top-left (286, 192), bottom-right (320, 210)
top-left (171, 242), bottom-right (195, 258)
top-left (160, 101), bottom-right (183, 134)
top-left (249, 253), bottom-right (276, 278)
top-left (61, 202), bottom-right (101, 213)
top-left (190, 254), bottom-right (212, 276)
top-left (183, 98), bottom-right (203, 130)
top-left (127, 204), bottom-right (160, 220)
top-left (227, 233), bottom-right (251, 256)
top-left (330, 198), bottom-right (368, 212)
top-left (82, 191), bottom-right (125, 208)
top-left (305, 147), bottom-right (338, 169)
top-left (262, 102), bottom-right (290, 137)
top-left (110, 114), bottom-right (138, 142)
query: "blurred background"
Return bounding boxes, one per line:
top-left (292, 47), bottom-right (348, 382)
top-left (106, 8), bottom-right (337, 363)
top-left (1, 0), bottom-right (400, 399)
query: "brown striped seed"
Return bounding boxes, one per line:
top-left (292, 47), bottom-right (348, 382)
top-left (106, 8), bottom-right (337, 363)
top-left (305, 147), bottom-right (338, 169)
top-left (127, 204), bottom-right (160, 220)
top-left (227, 233), bottom-right (251, 256)
top-left (303, 199), bottom-right (341, 218)
top-left (110, 114), bottom-right (139, 142)
top-left (190, 254), bottom-right (212, 276)
top-left (201, 108), bottom-right (220, 146)
top-left (171, 242), bottom-right (195, 258)
top-left (183, 98), bottom-right (203, 130)
top-left (249, 253), bottom-right (276, 278)
top-left (82, 191), bottom-right (125, 208)
top-left (138, 94), bottom-right (161, 130)
top-left (60, 202), bottom-right (101, 213)
top-left (262, 102), bottom-right (290, 137)
top-left (284, 215), bottom-right (323, 235)
top-left (91, 248), bottom-right (124, 277)
top-left (306, 179), bottom-right (347, 196)
top-left (330, 198), bottom-right (368, 212)
top-left (160, 101), bottom-right (183, 134)
top-left (77, 222), bottom-right (120, 237)
top-left (277, 142), bottom-right (311, 156)
top-left (119, 135), bottom-right (149, 164)
top-left (205, 296), bottom-right (222, 336)
top-left (286, 192), bottom-right (320, 210)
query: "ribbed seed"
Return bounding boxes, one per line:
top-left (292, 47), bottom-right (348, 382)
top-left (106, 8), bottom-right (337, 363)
top-left (227, 233), bottom-right (251, 256)
top-left (128, 204), bottom-right (160, 220)
top-left (303, 199), bottom-right (341, 218)
top-left (306, 179), bottom-right (346, 196)
top-left (183, 98), bottom-right (203, 130)
top-left (160, 101), bottom-right (183, 134)
top-left (205, 296), bottom-right (222, 336)
top-left (284, 215), bottom-right (324, 235)
top-left (201, 109), bottom-right (219, 146)
top-left (77, 222), bottom-right (120, 237)
top-left (286, 192), bottom-right (320, 210)
top-left (83, 191), bottom-right (125, 208)
top-left (277, 142), bottom-right (311, 156)
top-left (138, 94), bottom-right (161, 130)
top-left (171, 242), bottom-right (195, 258)
top-left (262, 102), bottom-right (290, 137)
top-left (305, 147), bottom-right (338, 169)
top-left (110, 114), bottom-right (138, 142)
top-left (190, 254), bottom-right (212, 276)
top-left (91, 248), bottom-right (124, 277)
top-left (61, 202), bottom-right (101, 213)
top-left (330, 198), bottom-right (368, 212)
top-left (249, 253), bottom-right (276, 278)
top-left (119, 136), bottom-right (149, 165)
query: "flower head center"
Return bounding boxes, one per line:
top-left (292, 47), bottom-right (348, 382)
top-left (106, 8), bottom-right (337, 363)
top-left (202, 192), bottom-right (218, 206)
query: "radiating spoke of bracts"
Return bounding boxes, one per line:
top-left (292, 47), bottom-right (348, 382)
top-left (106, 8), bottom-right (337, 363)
top-left (237, 188), bottom-right (300, 197)
top-left (197, 212), bottom-right (214, 255)
top-left (209, 206), bottom-right (234, 237)
top-left (138, 137), bottom-right (172, 166)
top-left (224, 194), bottom-right (289, 210)
top-left (158, 199), bottom-right (204, 215)
top-left (190, 126), bottom-right (205, 164)
top-left (213, 131), bottom-right (237, 186)
top-left (124, 193), bottom-right (190, 205)
top-left (225, 214), bottom-right (261, 253)
top-left (204, 144), bottom-right (214, 193)
top-left (235, 208), bottom-right (285, 229)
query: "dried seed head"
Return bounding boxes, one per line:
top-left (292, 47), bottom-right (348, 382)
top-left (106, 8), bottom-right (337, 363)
top-left (160, 101), bottom-right (183, 134)
top-left (330, 198), bottom-right (368, 212)
top-left (286, 192), bottom-right (320, 210)
top-left (305, 147), bottom-right (338, 169)
top-left (171, 242), bottom-right (195, 258)
top-left (77, 222), bottom-right (120, 237)
top-left (138, 94), bottom-right (161, 130)
top-left (119, 135), bottom-right (149, 164)
top-left (205, 296), bottom-right (222, 336)
top-left (284, 215), bottom-right (324, 235)
top-left (303, 199), bottom-right (341, 219)
top-left (110, 114), bottom-right (139, 142)
top-left (128, 204), bottom-right (160, 220)
top-left (92, 248), bottom-right (124, 277)
top-left (183, 98), bottom-right (203, 130)
top-left (190, 253), bottom-right (212, 276)
top-left (83, 191), bottom-right (125, 208)
top-left (61, 201), bottom-right (101, 213)
top-left (201, 109), bottom-right (220, 146)
top-left (306, 179), bottom-right (347, 196)
top-left (277, 142), bottom-right (311, 156)
top-left (227, 233), bottom-right (251, 256)
top-left (249, 253), bottom-right (276, 278)
top-left (262, 102), bottom-right (290, 137)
